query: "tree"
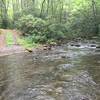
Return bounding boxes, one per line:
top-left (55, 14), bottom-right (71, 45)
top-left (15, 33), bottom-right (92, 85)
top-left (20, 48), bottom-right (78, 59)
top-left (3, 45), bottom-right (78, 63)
top-left (91, 0), bottom-right (99, 34)
top-left (0, 0), bottom-right (10, 28)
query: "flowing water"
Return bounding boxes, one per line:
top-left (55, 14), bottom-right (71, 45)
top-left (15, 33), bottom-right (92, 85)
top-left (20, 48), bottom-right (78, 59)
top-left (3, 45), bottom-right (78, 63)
top-left (0, 42), bottom-right (100, 100)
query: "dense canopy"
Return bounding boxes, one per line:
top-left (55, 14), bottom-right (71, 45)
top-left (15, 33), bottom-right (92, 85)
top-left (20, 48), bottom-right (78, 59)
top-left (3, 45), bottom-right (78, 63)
top-left (0, 0), bottom-right (100, 43)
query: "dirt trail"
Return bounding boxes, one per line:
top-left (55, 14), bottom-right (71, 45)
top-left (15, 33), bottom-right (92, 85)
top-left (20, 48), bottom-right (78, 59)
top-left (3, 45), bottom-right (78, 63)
top-left (2, 29), bottom-right (18, 44)
top-left (0, 29), bottom-right (25, 56)
top-left (0, 29), bottom-right (6, 48)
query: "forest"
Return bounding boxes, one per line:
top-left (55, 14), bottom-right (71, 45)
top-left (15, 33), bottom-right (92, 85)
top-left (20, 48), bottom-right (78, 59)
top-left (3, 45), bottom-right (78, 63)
top-left (1, 1), bottom-right (100, 100)
top-left (0, 0), bottom-right (100, 45)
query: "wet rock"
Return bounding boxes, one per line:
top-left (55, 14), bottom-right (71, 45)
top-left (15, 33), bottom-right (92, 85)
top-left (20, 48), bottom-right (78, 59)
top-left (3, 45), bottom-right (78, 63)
top-left (61, 74), bottom-right (73, 81)
top-left (43, 46), bottom-right (52, 50)
top-left (25, 48), bottom-right (33, 52)
top-left (73, 71), bottom-right (96, 85)
top-left (35, 95), bottom-right (55, 100)
top-left (96, 45), bottom-right (100, 48)
top-left (97, 61), bottom-right (100, 64)
top-left (35, 85), bottom-right (54, 95)
top-left (70, 96), bottom-right (90, 100)
top-left (43, 44), bottom-right (56, 50)
top-left (61, 71), bottom-right (98, 100)
top-left (95, 49), bottom-right (100, 52)
top-left (55, 87), bottom-right (63, 94)
top-left (61, 55), bottom-right (66, 58)
top-left (69, 43), bottom-right (81, 47)
top-left (92, 36), bottom-right (98, 40)
top-left (81, 98), bottom-right (89, 100)
top-left (27, 88), bottom-right (44, 97)
top-left (90, 44), bottom-right (96, 47)
top-left (70, 43), bottom-right (74, 46)
top-left (74, 44), bottom-right (81, 47)
top-left (58, 64), bottom-right (74, 70)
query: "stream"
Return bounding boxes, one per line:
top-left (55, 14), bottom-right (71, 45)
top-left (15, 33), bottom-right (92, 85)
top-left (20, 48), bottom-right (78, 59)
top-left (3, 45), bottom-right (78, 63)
top-left (0, 41), bottom-right (100, 100)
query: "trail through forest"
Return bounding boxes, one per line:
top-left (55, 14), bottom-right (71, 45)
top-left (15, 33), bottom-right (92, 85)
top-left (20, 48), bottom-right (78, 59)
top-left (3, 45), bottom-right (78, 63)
top-left (0, 29), bottom-right (25, 56)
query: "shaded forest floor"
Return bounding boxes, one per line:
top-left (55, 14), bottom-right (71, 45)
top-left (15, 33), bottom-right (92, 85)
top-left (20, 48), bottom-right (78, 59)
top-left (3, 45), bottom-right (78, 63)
top-left (0, 29), bottom-right (25, 56)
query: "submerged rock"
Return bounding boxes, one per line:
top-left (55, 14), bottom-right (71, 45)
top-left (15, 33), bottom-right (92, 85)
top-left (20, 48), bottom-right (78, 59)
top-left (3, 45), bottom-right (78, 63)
top-left (69, 43), bottom-right (81, 47)
top-left (62, 71), bottom-right (98, 100)
top-left (96, 45), bottom-right (100, 48)
top-left (61, 55), bottom-right (66, 58)
top-left (35, 95), bottom-right (55, 100)
top-left (74, 44), bottom-right (81, 47)
top-left (90, 44), bottom-right (96, 47)
top-left (57, 64), bottom-right (74, 70)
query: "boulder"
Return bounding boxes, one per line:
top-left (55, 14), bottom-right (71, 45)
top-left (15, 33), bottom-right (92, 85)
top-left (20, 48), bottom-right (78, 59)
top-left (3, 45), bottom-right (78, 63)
top-left (74, 44), bottom-right (81, 47)
top-left (90, 44), bottom-right (96, 47)
top-left (96, 46), bottom-right (100, 48)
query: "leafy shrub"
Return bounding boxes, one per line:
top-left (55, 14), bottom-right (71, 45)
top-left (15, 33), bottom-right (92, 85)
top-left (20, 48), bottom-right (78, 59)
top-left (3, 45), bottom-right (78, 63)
top-left (17, 15), bottom-right (68, 44)
top-left (17, 15), bottom-right (47, 35)
top-left (46, 24), bottom-right (67, 40)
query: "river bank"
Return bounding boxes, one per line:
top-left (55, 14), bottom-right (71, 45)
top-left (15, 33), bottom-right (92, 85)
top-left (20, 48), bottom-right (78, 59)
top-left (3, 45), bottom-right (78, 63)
top-left (0, 38), bottom-right (100, 57)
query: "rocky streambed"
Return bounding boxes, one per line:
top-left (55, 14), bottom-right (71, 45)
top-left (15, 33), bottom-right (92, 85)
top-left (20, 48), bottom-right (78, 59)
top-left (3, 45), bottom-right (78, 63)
top-left (0, 40), bottom-right (100, 100)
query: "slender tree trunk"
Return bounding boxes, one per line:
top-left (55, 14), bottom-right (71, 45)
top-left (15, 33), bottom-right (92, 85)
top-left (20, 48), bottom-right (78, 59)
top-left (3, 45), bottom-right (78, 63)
top-left (40, 0), bottom-right (46, 17)
top-left (91, 0), bottom-right (99, 34)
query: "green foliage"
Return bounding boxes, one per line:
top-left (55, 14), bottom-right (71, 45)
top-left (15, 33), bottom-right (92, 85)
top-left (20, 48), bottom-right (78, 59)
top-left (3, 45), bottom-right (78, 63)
top-left (17, 15), bottom-right (67, 44)
top-left (6, 32), bottom-right (14, 46)
top-left (46, 24), bottom-right (67, 40)
top-left (17, 36), bottom-right (38, 48)
top-left (67, 8), bottom-right (99, 38)
top-left (0, 0), bottom-right (100, 43)
top-left (17, 15), bottom-right (46, 35)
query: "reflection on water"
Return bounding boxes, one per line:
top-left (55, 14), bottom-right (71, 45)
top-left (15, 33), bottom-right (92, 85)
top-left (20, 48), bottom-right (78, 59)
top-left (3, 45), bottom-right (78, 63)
top-left (0, 45), bottom-right (100, 100)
